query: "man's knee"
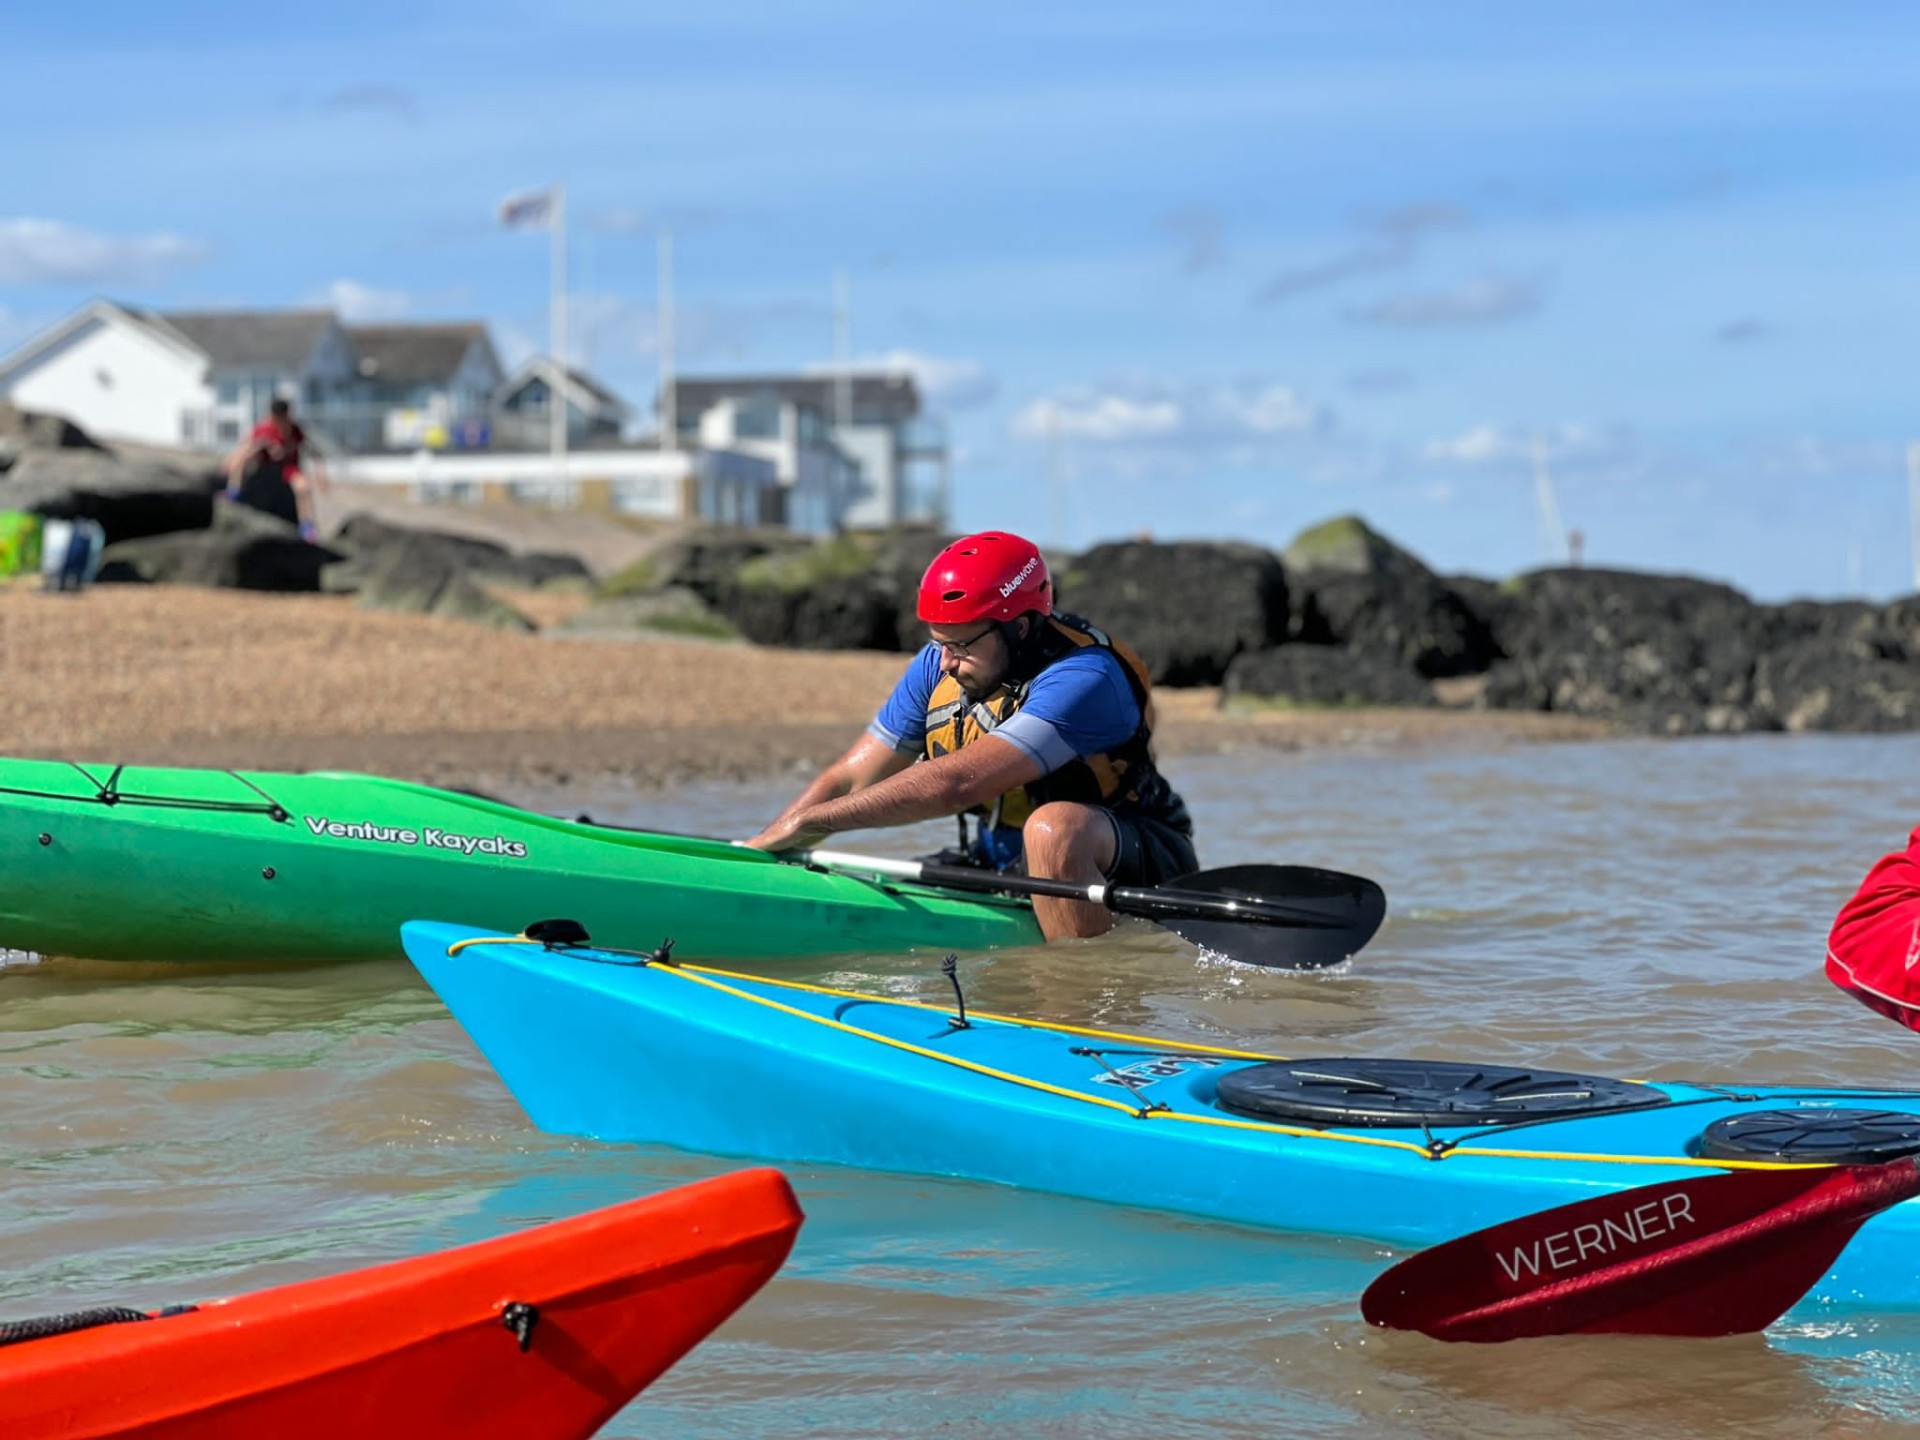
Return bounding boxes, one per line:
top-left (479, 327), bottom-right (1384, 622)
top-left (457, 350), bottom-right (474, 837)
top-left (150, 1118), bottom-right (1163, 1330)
top-left (1022, 802), bottom-right (1115, 874)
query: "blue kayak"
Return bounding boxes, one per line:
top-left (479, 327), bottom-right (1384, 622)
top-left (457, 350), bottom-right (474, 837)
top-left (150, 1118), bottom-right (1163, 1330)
top-left (405, 920), bottom-right (1920, 1314)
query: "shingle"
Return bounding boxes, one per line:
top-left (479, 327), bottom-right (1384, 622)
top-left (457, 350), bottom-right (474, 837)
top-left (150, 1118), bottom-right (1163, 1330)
top-left (348, 324), bottom-right (495, 387)
top-left (152, 310), bottom-right (338, 370)
top-left (670, 372), bottom-right (922, 423)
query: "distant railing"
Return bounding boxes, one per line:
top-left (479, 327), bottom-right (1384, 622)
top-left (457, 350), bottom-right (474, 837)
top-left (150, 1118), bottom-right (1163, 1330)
top-left (898, 415), bottom-right (948, 455)
top-left (177, 402), bottom-right (620, 458)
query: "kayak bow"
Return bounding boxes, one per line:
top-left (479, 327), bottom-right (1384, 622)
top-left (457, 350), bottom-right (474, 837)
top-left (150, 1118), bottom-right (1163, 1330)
top-left (0, 1168), bottom-right (802, 1440)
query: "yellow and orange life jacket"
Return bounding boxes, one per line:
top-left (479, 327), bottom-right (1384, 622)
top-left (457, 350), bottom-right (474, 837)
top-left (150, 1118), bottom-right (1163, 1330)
top-left (922, 611), bottom-right (1172, 832)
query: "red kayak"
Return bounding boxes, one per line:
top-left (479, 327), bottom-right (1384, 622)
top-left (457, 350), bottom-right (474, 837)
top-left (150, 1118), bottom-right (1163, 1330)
top-left (1828, 825), bottom-right (1920, 1033)
top-left (0, 1168), bottom-right (802, 1440)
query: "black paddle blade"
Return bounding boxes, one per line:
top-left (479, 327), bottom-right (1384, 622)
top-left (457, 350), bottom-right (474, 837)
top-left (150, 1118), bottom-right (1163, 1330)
top-left (1159, 865), bottom-right (1386, 970)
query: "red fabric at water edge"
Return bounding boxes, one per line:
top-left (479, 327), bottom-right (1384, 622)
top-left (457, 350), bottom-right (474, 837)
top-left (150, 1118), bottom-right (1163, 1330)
top-left (1828, 827), bottom-right (1920, 1034)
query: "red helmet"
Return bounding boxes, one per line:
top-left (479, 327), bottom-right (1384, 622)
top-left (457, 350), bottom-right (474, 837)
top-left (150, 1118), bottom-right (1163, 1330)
top-left (917, 531), bottom-right (1052, 625)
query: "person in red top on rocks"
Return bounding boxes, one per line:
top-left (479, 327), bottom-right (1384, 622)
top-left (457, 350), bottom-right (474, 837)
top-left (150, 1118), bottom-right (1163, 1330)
top-left (1827, 829), bottom-right (1920, 1033)
top-left (744, 530), bottom-right (1196, 940)
top-left (222, 397), bottom-right (324, 541)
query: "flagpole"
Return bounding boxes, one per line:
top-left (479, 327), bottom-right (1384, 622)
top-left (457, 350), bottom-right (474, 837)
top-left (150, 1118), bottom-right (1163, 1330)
top-left (832, 268), bottom-right (852, 433)
top-left (658, 226), bottom-right (676, 451)
top-left (551, 182), bottom-right (568, 495)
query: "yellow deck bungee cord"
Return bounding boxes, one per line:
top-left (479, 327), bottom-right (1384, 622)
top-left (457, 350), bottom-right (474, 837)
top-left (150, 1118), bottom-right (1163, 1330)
top-left (447, 933), bottom-right (1826, 1173)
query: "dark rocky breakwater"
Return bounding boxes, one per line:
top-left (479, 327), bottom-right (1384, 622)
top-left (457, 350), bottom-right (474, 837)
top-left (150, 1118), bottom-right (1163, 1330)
top-left (598, 516), bottom-right (1920, 736)
top-left (7, 399), bottom-right (1916, 734)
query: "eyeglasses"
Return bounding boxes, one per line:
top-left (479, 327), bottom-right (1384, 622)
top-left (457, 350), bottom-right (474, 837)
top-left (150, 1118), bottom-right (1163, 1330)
top-left (933, 626), bottom-right (996, 662)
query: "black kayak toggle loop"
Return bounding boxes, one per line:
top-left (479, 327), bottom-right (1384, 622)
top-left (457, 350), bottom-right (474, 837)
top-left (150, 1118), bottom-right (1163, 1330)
top-left (1213, 1057), bottom-right (1671, 1129)
top-left (0, 1304), bottom-right (197, 1348)
top-left (1695, 1108), bottom-right (1920, 1165)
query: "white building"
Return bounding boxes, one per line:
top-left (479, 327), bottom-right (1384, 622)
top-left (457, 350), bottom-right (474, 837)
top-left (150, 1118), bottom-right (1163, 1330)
top-left (0, 301), bottom-right (362, 451)
top-left (0, 303), bottom-right (512, 458)
top-left (338, 443), bottom-right (778, 525)
top-left (671, 372), bottom-right (949, 534)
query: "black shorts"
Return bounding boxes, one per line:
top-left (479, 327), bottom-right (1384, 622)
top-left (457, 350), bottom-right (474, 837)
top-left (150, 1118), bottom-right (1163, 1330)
top-left (1105, 804), bottom-right (1198, 887)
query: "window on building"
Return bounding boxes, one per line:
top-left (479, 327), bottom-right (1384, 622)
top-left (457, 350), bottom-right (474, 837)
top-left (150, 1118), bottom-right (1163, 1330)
top-left (216, 420), bottom-right (240, 443)
top-left (733, 402), bottom-right (780, 440)
top-left (216, 379), bottom-right (241, 405)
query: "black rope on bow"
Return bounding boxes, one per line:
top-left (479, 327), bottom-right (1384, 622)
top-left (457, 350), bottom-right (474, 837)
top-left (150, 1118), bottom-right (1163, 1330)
top-left (0, 1305), bottom-right (194, 1348)
top-left (941, 953), bottom-right (970, 1030)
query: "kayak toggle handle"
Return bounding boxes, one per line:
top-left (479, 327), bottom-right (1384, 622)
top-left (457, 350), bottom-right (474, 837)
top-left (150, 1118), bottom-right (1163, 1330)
top-left (501, 1300), bottom-right (540, 1352)
top-left (941, 953), bottom-right (970, 1030)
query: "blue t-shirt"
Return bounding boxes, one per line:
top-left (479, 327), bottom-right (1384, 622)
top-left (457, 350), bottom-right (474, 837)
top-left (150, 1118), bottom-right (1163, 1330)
top-left (868, 644), bottom-right (1142, 861)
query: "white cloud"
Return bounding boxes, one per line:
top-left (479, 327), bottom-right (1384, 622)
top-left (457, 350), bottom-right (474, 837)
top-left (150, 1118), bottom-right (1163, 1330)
top-left (1209, 384), bottom-right (1319, 435)
top-left (809, 350), bottom-right (999, 410)
top-left (314, 279), bottom-right (414, 322)
top-left (1011, 379), bottom-right (1330, 448)
top-left (1423, 422), bottom-right (1629, 468)
top-left (1012, 393), bottom-right (1183, 442)
top-left (1765, 437), bottom-right (1903, 477)
top-left (1423, 423), bottom-right (1513, 464)
top-left (1350, 275), bottom-right (1541, 326)
top-left (0, 218), bottom-right (206, 287)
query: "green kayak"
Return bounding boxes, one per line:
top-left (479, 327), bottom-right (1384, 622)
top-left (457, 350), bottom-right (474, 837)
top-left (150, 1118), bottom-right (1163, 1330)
top-left (0, 759), bottom-right (1042, 964)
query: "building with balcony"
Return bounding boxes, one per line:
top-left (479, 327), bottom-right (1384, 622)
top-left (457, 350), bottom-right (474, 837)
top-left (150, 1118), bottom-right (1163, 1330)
top-left (670, 371), bottom-right (949, 534)
top-left (493, 358), bottom-right (633, 451)
top-left (343, 323), bottom-right (503, 452)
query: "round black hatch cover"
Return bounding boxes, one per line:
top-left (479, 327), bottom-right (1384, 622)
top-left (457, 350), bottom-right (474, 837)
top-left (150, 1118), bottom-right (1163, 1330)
top-left (1214, 1057), bottom-right (1669, 1128)
top-left (1696, 1108), bottom-right (1920, 1165)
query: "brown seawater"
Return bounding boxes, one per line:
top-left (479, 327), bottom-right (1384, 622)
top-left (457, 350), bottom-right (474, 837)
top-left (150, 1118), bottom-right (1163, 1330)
top-left (5, 735), bottom-right (1920, 1437)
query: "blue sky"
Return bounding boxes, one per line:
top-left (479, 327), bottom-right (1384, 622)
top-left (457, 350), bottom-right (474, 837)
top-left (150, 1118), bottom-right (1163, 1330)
top-left (4, 2), bottom-right (1919, 598)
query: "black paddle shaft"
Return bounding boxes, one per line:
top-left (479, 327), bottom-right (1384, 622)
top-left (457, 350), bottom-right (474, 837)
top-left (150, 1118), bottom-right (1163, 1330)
top-left (910, 860), bottom-right (1350, 931)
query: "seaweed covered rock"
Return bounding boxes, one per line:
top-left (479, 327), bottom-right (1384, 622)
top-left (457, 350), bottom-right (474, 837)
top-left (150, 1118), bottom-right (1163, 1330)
top-left (1282, 517), bottom-right (1496, 679)
top-left (1479, 569), bottom-right (1766, 733)
top-left (554, 587), bottom-right (740, 642)
top-left (1222, 645), bottom-right (1433, 709)
top-left (598, 528), bottom-right (810, 607)
top-left (327, 514), bottom-right (589, 594)
top-left (1749, 640), bottom-right (1920, 732)
top-left (1055, 540), bottom-right (1287, 685)
top-left (96, 499), bottom-right (340, 591)
top-left (0, 402), bottom-right (102, 468)
top-left (725, 536), bottom-right (901, 650)
top-left (0, 448), bottom-right (219, 543)
top-left (354, 534), bottom-right (536, 630)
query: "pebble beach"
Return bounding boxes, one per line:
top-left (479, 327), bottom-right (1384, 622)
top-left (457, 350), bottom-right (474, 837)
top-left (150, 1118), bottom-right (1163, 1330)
top-left (0, 585), bottom-right (1607, 793)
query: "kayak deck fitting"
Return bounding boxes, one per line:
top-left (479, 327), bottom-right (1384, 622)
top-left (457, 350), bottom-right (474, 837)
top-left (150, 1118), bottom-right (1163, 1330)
top-left (405, 920), bottom-right (1920, 1317)
top-left (0, 759), bottom-right (1040, 963)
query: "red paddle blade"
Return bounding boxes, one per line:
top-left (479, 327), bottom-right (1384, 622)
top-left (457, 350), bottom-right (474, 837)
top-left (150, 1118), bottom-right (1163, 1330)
top-left (1361, 1157), bottom-right (1920, 1342)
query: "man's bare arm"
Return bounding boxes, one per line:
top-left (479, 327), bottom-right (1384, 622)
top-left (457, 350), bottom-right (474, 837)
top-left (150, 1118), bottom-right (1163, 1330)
top-left (745, 737), bottom-right (1040, 852)
top-left (759, 733), bottom-right (914, 830)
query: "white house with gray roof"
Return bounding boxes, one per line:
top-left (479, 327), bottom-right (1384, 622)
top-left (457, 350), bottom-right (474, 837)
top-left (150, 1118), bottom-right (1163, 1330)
top-left (0, 302), bottom-right (505, 456)
top-left (0, 300), bottom-right (358, 451)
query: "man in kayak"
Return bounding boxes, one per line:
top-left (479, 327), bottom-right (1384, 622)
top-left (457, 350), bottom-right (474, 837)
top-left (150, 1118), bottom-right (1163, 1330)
top-left (222, 397), bottom-right (324, 541)
top-left (1827, 827), bottom-right (1920, 1033)
top-left (744, 530), bottom-right (1196, 939)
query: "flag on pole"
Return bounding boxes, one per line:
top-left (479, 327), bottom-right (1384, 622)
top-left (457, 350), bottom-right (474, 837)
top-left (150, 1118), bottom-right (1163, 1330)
top-left (498, 187), bottom-right (556, 229)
